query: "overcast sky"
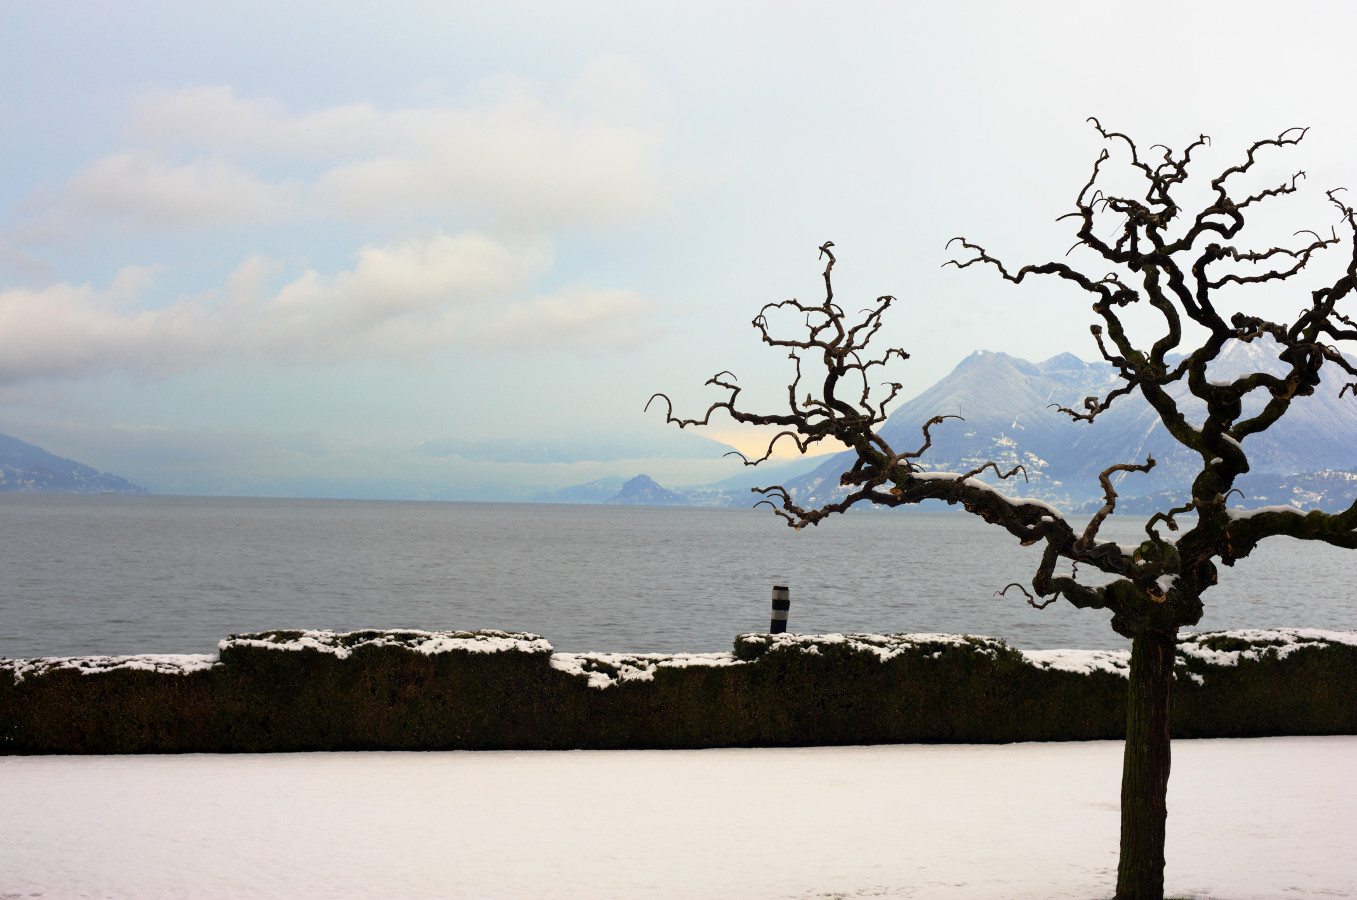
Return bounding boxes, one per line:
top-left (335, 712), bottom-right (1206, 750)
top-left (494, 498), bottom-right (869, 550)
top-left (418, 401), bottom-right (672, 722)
top-left (3, 0), bottom-right (1357, 498)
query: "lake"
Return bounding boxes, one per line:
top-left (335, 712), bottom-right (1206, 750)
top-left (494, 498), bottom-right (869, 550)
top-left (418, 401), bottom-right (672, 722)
top-left (2, 494), bottom-right (1354, 658)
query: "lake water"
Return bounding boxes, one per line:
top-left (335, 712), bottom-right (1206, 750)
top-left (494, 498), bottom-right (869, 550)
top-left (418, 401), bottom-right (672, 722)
top-left (2, 494), bottom-right (1354, 658)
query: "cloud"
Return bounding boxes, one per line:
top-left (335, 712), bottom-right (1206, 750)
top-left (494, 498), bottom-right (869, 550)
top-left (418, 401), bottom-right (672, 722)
top-left (469, 286), bottom-right (659, 351)
top-left (311, 99), bottom-right (664, 226)
top-left (0, 232), bottom-right (657, 382)
top-left (0, 265), bottom-right (212, 381)
top-left (128, 86), bottom-right (401, 160)
top-left (60, 152), bottom-right (305, 227)
top-left (22, 64), bottom-right (668, 234)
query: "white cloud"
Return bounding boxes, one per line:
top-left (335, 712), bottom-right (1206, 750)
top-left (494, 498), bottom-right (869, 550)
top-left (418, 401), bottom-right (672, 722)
top-left (27, 65), bottom-right (669, 232)
top-left (237, 232), bottom-right (553, 360)
top-left (311, 96), bottom-right (664, 226)
top-left (0, 232), bottom-right (657, 383)
top-left (61, 152), bottom-right (305, 227)
top-left (129, 86), bottom-right (396, 160)
top-left (0, 268), bottom-right (213, 382)
top-left (473, 286), bottom-right (659, 351)
top-left (0, 60), bottom-right (668, 385)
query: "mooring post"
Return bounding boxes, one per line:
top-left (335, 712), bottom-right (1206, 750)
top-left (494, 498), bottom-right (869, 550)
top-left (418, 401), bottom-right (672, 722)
top-left (770, 584), bottom-right (790, 633)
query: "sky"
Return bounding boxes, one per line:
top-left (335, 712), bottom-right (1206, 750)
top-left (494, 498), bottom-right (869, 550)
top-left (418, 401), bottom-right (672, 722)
top-left (4, 0), bottom-right (1357, 499)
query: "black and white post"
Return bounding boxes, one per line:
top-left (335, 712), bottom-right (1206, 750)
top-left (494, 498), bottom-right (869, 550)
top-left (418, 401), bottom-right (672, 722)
top-left (770, 585), bottom-right (790, 634)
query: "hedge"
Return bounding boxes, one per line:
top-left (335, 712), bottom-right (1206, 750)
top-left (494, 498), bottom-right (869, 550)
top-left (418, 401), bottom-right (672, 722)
top-left (2, 628), bottom-right (1354, 754)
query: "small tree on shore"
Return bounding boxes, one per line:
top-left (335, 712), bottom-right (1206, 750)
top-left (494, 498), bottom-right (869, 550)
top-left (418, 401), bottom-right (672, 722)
top-left (649, 122), bottom-right (1357, 900)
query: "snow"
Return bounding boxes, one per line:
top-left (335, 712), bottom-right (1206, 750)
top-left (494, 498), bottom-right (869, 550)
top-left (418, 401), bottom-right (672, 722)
top-left (1176, 627), bottom-right (1357, 668)
top-left (9, 629), bottom-right (1353, 690)
top-left (1022, 647), bottom-right (1130, 676)
top-left (907, 471), bottom-right (1066, 518)
top-left (550, 651), bottom-right (742, 689)
top-left (219, 628), bottom-right (553, 658)
top-left (1225, 504), bottom-right (1307, 520)
top-left (1, 737), bottom-right (1352, 899)
top-left (1023, 629), bottom-right (1357, 680)
top-left (0, 652), bottom-right (218, 684)
top-left (738, 631), bottom-right (1008, 662)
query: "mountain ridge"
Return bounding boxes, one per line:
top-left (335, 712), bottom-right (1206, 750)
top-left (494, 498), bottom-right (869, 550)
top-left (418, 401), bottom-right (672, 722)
top-left (554, 341), bottom-right (1357, 512)
top-left (780, 339), bottom-right (1357, 512)
top-left (0, 432), bottom-right (147, 494)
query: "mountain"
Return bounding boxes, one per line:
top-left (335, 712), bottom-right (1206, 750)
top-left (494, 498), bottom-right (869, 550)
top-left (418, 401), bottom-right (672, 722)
top-left (700, 454), bottom-right (827, 491)
top-left (782, 350), bottom-right (1116, 509)
top-left (533, 477), bottom-right (628, 504)
top-left (604, 474), bottom-right (687, 506)
top-left (1092, 469), bottom-right (1357, 515)
top-left (781, 340), bottom-right (1357, 512)
top-left (535, 340), bottom-right (1357, 512)
top-left (1056, 339), bottom-right (1357, 503)
top-left (537, 457), bottom-right (827, 507)
top-left (0, 432), bottom-right (148, 494)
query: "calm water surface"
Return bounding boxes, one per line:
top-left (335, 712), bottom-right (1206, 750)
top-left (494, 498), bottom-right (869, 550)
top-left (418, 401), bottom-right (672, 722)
top-left (2, 494), bottom-right (1354, 657)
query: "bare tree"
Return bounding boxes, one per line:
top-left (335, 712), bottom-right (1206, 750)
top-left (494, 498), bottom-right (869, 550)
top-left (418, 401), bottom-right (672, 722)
top-left (649, 122), bottom-right (1357, 900)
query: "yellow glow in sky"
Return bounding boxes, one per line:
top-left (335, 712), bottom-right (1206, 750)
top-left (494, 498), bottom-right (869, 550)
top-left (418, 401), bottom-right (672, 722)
top-left (698, 425), bottom-right (848, 461)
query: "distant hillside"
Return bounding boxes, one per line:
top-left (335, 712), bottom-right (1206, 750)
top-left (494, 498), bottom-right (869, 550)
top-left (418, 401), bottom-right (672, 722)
top-left (537, 456), bottom-right (826, 507)
top-left (604, 474), bottom-right (686, 506)
top-left (533, 477), bottom-right (627, 504)
top-left (0, 433), bottom-right (147, 494)
top-left (535, 341), bottom-right (1357, 512)
top-left (546, 461), bottom-right (834, 507)
top-left (780, 341), bottom-right (1357, 513)
top-left (1090, 469), bottom-right (1357, 516)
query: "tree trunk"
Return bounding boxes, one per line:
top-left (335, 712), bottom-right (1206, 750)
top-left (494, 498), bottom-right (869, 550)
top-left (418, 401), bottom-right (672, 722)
top-left (1116, 629), bottom-right (1176, 900)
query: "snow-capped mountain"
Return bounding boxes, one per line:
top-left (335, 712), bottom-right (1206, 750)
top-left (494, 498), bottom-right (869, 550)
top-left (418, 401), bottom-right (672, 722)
top-left (778, 340), bottom-right (1357, 513)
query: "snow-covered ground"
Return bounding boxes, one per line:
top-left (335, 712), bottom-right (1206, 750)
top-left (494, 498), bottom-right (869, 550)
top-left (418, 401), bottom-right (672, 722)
top-left (2, 737), bottom-right (1353, 899)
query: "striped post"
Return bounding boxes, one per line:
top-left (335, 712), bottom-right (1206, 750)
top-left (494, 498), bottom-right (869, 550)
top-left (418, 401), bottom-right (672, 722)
top-left (770, 585), bottom-right (790, 634)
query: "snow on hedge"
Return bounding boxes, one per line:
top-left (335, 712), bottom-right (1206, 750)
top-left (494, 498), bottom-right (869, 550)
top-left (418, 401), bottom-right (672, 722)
top-left (219, 628), bottom-right (554, 658)
top-left (1022, 628), bottom-right (1357, 683)
top-left (1, 653), bottom-right (219, 684)
top-left (1022, 648), bottom-right (1131, 677)
top-left (1176, 628), bottom-right (1357, 666)
top-left (550, 652), bottom-right (742, 689)
top-left (4, 628), bottom-right (1353, 687)
top-left (735, 631), bottom-right (1010, 662)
